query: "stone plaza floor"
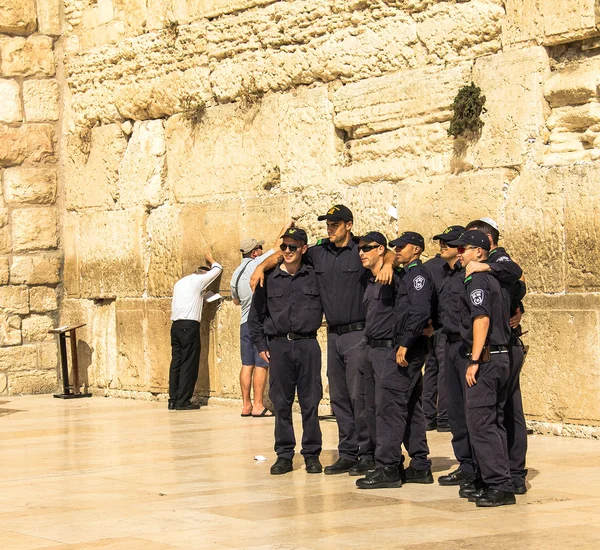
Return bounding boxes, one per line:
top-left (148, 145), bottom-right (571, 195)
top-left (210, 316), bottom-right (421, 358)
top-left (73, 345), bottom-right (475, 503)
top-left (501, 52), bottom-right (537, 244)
top-left (1, 395), bottom-right (600, 549)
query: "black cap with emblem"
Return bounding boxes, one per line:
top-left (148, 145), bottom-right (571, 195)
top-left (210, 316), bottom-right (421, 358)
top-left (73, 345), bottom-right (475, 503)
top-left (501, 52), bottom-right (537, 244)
top-left (389, 231), bottom-right (425, 250)
top-left (354, 231), bottom-right (387, 247)
top-left (282, 227), bottom-right (309, 244)
top-left (449, 229), bottom-right (490, 251)
top-left (433, 225), bottom-right (465, 243)
top-left (317, 204), bottom-right (354, 222)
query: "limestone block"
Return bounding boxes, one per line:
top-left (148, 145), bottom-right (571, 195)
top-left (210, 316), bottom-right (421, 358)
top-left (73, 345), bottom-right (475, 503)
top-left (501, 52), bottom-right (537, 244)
top-left (0, 0), bottom-right (37, 35)
top-left (564, 163), bottom-right (600, 291)
top-left (37, 341), bottom-right (58, 370)
top-left (0, 79), bottom-right (22, 123)
top-left (146, 205), bottom-right (182, 298)
top-left (62, 212), bottom-right (79, 296)
top-left (214, 299), bottom-right (241, 397)
top-left (242, 195), bottom-right (290, 257)
top-left (0, 344), bottom-right (37, 372)
top-left (0, 36), bottom-right (55, 77)
top-left (0, 124), bottom-right (56, 166)
top-left (22, 315), bottom-right (54, 342)
top-left (471, 47), bottom-right (550, 169)
top-left (547, 104), bottom-right (600, 132)
top-left (3, 167), bottom-right (57, 205)
top-left (0, 314), bottom-right (21, 346)
top-left (118, 120), bottom-right (167, 208)
top-left (181, 202), bottom-right (241, 292)
top-left (0, 285), bottom-right (29, 314)
top-left (64, 124), bottom-right (128, 210)
top-left (37, 0), bottom-right (62, 36)
top-left (11, 207), bottom-right (58, 252)
top-left (521, 295), bottom-right (600, 423)
top-left (78, 209), bottom-right (145, 298)
top-left (145, 299), bottom-right (172, 391)
top-left (343, 183), bottom-right (399, 242)
top-left (0, 257), bottom-right (8, 284)
top-left (23, 79), bottom-right (60, 122)
top-left (544, 57), bottom-right (600, 108)
top-left (7, 371), bottom-right (57, 394)
top-left (115, 300), bottom-right (146, 389)
top-left (29, 287), bottom-right (58, 312)
top-left (503, 169), bottom-right (565, 293)
top-left (10, 255), bottom-right (61, 285)
top-left (0, 227), bottom-right (9, 256)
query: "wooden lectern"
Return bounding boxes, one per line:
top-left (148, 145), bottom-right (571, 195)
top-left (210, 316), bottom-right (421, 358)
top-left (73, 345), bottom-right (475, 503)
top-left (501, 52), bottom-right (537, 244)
top-left (48, 324), bottom-right (92, 399)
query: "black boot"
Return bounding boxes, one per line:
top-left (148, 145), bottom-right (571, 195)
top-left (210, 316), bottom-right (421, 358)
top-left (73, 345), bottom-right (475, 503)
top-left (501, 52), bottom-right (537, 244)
top-left (436, 424), bottom-right (451, 433)
top-left (475, 488), bottom-right (516, 507)
top-left (324, 457), bottom-right (356, 475)
top-left (270, 457), bottom-right (293, 475)
top-left (426, 421), bottom-right (437, 431)
top-left (459, 478), bottom-right (485, 499)
top-left (305, 456), bottom-right (322, 474)
top-left (348, 456), bottom-right (376, 476)
top-left (438, 468), bottom-right (476, 486)
top-left (514, 483), bottom-right (528, 495)
top-left (168, 400), bottom-right (176, 410)
top-left (176, 402), bottom-right (200, 410)
top-left (404, 467), bottom-right (434, 484)
top-left (356, 467), bottom-right (401, 489)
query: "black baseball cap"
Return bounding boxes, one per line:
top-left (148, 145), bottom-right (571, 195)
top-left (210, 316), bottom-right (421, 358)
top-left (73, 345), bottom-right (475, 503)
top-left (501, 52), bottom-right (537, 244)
top-left (389, 231), bottom-right (425, 249)
top-left (282, 227), bottom-right (308, 244)
top-left (317, 204), bottom-right (354, 222)
top-left (354, 231), bottom-right (387, 247)
top-left (449, 229), bottom-right (490, 251)
top-left (433, 225), bottom-right (465, 243)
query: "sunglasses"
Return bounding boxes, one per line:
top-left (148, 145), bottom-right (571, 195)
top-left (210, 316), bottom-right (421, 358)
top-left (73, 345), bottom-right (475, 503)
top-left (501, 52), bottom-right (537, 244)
top-left (457, 246), bottom-right (478, 254)
top-left (280, 243), bottom-right (300, 252)
top-left (358, 244), bottom-right (380, 253)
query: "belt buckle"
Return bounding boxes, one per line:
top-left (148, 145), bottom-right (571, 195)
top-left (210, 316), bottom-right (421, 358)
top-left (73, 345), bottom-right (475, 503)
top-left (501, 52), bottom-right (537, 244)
top-left (286, 332), bottom-right (293, 341)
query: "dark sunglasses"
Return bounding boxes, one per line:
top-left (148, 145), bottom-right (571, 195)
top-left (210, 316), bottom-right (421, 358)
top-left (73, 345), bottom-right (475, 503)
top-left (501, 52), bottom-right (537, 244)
top-left (457, 246), bottom-right (477, 254)
top-left (280, 243), bottom-right (300, 252)
top-left (358, 244), bottom-right (380, 253)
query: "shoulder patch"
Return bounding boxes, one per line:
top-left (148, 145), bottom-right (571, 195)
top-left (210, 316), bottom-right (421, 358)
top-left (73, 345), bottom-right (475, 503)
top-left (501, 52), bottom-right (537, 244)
top-left (496, 256), bottom-right (511, 262)
top-left (464, 275), bottom-right (473, 284)
top-left (413, 274), bottom-right (426, 291)
top-left (470, 289), bottom-right (484, 306)
top-left (316, 238), bottom-right (330, 246)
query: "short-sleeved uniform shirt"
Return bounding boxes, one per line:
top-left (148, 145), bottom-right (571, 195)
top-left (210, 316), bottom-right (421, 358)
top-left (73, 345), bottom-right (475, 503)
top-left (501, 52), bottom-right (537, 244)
top-left (438, 261), bottom-right (464, 336)
top-left (363, 272), bottom-right (401, 340)
top-left (487, 247), bottom-right (526, 317)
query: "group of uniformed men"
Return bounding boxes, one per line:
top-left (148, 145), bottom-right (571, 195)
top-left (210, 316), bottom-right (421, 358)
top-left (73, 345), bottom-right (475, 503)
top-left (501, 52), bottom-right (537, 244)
top-left (248, 204), bottom-right (527, 508)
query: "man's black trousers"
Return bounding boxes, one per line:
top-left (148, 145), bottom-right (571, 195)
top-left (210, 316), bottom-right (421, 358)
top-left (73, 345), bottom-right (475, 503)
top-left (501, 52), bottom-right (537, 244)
top-left (169, 320), bottom-right (201, 407)
top-left (423, 329), bottom-right (448, 425)
top-left (505, 342), bottom-right (528, 485)
top-left (269, 338), bottom-right (323, 459)
top-left (327, 330), bottom-right (373, 460)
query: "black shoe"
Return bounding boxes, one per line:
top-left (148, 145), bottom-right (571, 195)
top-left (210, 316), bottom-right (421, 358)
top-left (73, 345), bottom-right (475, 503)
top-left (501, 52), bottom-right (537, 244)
top-left (459, 478), bottom-right (485, 499)
top-left (438, 468), bottom-right (476, 486)
top-left (175, 402), bottom-right (200, 410)
top-left (514, 483), bottom-right (528, 495)
top-left (348, 456), bottom-right (376, 476)
top-left (168, 400), bottom-right (176, 410)
top-left (270, 457), bottom-right (293, 475)
top-left (426, 421), bottom-right (437, 431)
top-left (356, 466), bottom-right (401, 489)
top-left (475, 488), bottom-right (516, 507)
top-left (324, 457), bottom-right (356, 475)
top-left (436, 424), bottom-right (451, 433)
top-left (305, 456), bottom-right (322, 474)
top-left (404, 467), bottom-right (434, 484)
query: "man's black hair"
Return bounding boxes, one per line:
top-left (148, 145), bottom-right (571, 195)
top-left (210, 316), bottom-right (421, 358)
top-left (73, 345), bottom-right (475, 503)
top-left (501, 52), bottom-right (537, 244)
top-left (465, 220), bottom-right (499, 246)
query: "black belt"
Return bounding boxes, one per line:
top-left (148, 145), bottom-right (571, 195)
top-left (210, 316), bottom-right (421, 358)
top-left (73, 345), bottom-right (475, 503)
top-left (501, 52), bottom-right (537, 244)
top-left (446, 333), bottom-right (461, 343)
top-left (273, 332), bottom-right (317, 341)
top-left (328, 322), bottom-right (365, 335)
top-left (467, 345), bottom-right (509, 356)
top-left (367, 337), bottom-right (398, 348)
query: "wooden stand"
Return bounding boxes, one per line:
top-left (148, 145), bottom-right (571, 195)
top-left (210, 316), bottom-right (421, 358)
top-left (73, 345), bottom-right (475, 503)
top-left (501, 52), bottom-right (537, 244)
top-left (48, 324), bottom-right (92, 399)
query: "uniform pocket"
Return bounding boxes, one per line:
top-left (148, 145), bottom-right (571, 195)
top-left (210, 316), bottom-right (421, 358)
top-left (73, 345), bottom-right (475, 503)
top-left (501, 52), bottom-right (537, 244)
top-left (302, 285), bottom-right (320, 309)
top-left (466, 390), bottom-right (496, 408)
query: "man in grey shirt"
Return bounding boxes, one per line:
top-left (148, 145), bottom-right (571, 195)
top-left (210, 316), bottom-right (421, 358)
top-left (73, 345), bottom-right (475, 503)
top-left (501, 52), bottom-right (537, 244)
top-left (231, 222), bottom-right (290, 417)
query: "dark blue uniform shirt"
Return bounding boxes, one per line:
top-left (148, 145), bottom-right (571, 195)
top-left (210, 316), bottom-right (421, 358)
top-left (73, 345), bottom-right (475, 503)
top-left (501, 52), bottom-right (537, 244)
top-left (424, 255), bottom-right (447, 294)
top-left (487, 247), bottom-right (526, 316)
top-left (363, 272), bottom-right (400, 340)
top-left (248, 263), bottom-right (323, 353)
top-left (439, 261), bottom-right (464, 335)
top-left (305, 238), bottom-right (369, 327)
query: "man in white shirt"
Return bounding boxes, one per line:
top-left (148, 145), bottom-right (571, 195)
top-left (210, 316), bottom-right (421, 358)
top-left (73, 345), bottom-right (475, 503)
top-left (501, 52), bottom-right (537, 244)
top-left (169, 250), bottom-right (222, 410)
top-left (231, 222), bottom-right (290, 417)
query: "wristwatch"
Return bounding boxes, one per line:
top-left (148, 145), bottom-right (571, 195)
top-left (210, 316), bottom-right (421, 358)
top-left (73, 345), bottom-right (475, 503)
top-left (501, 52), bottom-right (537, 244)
top-left (469, 359), bottom-right (482, 365)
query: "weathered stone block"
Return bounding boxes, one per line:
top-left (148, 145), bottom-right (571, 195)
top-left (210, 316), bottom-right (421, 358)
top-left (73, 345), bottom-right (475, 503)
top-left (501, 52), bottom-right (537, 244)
top-left (0, 124), bottom-right (55, 166)
top-left (78, 209), bottom-right (145, 298)
top-left (0, 314), bottom-right (21, 346)
top-left (22, 314), bottom-right (54, 342)
top-left (242, 196), bottom-right (290, 256)
top-left (8, 371), bottom-right (56, 394)
top-left (115, 300), bottom-right (147, 390)
top-left (10, 255), bottom-right (61, 285)
top-left (11, 207), bottom-right (58, 252)
top-left (544, 57), bottom-right (600, 108)
top-left (145, 299), bottom-right (172, 391)
top-left (0, 0), bottom-right (37, 35)
top-left (64, 124), bottom-right (127, 210)
top-left (23, 79), bottom-right (60, 122)
top-left (0, 257), bottom-right (8, 284)
top-left (62, 212), bottom-right (79, 296)
top-left (0, 285), bottom-right (28, 314)
top-left (37, 341), bottom-right (58, 370)
top-left (3, 167), bottom-right (57, 205)
top-left (147, 205), bottom-right (182, 298)
top-left (37, 0), bottom-right (62, 36)
top-left (503, 168), bottom-right (565, 293)
top-left (0, 344), bottom-right (37, 372)
top-left (118, 119), bottom-right (167, 208)
top-left (29, 286), bottom-right (58, 313)
top-left (0, 79), bottom-right (22, 123)
top-left (471, 47), bottom-right (550, 169)
top-left (546, 104), bottom-right (600, 132)
top-left (0, 36), bottom-right (55, 77)
top-left (564, 163), bottom-right (600, 292)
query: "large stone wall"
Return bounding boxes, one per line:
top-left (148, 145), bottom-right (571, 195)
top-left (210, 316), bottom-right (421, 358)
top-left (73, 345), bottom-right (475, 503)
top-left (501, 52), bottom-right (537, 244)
top-left (2, 1), bottom-right (600, 434)
top-left (0, 0), bottom-right (62, 394)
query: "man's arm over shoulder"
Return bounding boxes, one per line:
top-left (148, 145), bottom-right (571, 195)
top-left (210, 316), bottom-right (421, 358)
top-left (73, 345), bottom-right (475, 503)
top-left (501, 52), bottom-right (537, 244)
top-left (488, 252), bottom-right (523, 284)
top-left (248, 279), bottom-right (269, 353)
top-left (398, 267), bottom-right (432, 348)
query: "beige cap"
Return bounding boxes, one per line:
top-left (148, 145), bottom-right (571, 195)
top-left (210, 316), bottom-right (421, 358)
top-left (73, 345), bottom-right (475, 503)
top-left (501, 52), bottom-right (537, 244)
top-left (240, 238), bottom-right (265, 254)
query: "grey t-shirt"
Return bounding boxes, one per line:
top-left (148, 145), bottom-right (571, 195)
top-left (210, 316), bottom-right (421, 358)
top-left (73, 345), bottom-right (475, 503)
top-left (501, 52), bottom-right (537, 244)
top-left (230, 249), bottom-right (275, 324)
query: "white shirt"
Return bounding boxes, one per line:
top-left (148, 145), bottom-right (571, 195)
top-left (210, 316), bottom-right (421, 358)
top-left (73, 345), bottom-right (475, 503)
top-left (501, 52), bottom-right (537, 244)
top-left (171, 263), bottom-right (223, 322)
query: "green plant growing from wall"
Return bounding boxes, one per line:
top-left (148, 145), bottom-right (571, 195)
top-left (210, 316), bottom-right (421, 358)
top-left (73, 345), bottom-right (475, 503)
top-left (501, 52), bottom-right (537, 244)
top-left (166, 20), bottom-right (179, 41)
top-left (181, 95), bottom-right (206, 128)
top-left (448, 82), bottom-right (487, 138)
